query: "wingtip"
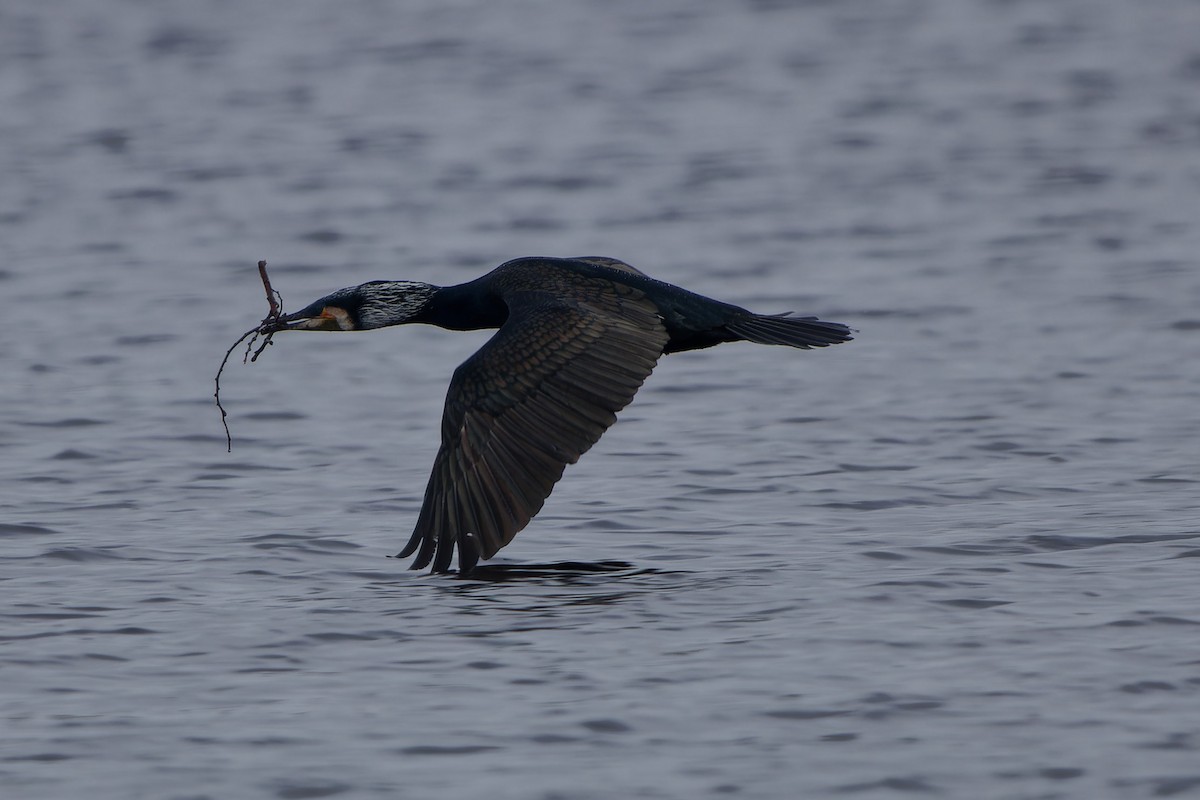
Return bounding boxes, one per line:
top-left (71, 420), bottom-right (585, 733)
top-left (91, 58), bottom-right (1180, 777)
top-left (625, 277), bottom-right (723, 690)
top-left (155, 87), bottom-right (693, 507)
top-left (457, 533), bottom-right (480, 574)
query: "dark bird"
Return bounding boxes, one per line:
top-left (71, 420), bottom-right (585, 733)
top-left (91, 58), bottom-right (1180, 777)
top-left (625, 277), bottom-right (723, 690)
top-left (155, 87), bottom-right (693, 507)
top-left (266, 256), bottom-right (851, 573)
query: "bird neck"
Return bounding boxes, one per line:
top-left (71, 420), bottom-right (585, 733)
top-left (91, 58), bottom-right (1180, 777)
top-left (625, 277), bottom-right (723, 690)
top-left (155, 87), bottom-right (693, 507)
top-left (416, 280), bottom-right (509, 331)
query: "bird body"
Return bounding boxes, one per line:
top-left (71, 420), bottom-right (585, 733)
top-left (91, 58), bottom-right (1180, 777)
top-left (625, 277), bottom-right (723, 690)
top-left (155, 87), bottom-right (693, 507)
top-left (270, 256), bottom-right (851, 573)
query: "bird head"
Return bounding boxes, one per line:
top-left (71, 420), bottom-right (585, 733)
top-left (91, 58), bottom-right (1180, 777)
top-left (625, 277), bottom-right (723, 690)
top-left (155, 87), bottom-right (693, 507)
top-left (269, 281), bottom-right (437, 332)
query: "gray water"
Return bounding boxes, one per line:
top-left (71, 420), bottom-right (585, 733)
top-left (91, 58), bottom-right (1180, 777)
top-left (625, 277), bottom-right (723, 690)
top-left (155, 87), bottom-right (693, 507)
top-left (3, 1), bottom-right (1200, 798)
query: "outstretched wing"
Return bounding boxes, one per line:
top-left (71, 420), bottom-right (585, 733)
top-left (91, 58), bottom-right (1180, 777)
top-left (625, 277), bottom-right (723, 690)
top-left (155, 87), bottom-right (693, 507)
top-left (398, 282), bottom-right (668, 572)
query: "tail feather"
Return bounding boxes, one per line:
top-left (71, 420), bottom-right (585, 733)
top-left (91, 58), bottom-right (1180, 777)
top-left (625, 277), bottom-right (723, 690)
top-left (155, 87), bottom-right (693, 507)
top-left (725, 312), bottom-right (854, 349)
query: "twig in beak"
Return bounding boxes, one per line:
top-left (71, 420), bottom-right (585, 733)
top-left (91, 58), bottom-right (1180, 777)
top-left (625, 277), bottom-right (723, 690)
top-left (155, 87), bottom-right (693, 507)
top-left (214, 260), bottom-right (288, 452)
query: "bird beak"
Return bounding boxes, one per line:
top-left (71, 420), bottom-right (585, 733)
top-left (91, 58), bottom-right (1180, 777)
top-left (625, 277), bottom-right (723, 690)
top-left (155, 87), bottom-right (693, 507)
top-left (260, 305), bottom-right (353, 333)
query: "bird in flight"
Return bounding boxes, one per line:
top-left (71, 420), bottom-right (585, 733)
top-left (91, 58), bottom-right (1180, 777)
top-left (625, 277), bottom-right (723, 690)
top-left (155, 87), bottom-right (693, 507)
top-left (264, 256), bottom-right (851, 573)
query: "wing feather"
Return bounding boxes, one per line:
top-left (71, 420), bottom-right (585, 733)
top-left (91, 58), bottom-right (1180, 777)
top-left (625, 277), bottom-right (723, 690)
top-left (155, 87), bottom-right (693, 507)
top-left (399, 282), bottom-right (667, 572)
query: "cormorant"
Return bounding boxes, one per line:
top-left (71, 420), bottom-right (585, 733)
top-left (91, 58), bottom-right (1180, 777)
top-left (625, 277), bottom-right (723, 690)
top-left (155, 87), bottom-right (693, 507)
top-left (265, 256), bottom-right (851, 573)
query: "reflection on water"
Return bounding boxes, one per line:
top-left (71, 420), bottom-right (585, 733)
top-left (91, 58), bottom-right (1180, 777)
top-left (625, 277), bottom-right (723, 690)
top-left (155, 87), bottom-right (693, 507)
top-left (442, 560), bottom-right (645, 582)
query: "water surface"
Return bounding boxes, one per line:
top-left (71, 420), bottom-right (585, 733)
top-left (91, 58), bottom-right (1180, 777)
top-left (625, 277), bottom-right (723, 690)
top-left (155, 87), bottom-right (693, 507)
top-left (3, 1), bottom-right (1200, 798)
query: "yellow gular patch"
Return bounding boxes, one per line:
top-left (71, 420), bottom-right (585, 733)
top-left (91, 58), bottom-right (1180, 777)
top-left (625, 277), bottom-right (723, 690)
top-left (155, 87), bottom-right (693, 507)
top-left (324, 307), bottom-right (355, 330)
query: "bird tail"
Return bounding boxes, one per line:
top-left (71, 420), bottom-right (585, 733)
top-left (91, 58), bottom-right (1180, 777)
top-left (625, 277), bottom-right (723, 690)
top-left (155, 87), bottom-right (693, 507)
top-left (725, 312), bottom-right (854, 349)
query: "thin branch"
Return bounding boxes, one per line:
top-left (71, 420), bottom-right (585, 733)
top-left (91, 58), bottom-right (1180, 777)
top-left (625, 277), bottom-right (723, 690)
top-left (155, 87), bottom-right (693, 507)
top-left (258, 259), bottom-right (282, 319)
top-left (214, 327), bottom-right (258, 452)
top-left (214, 260), bottom-right (287, 452)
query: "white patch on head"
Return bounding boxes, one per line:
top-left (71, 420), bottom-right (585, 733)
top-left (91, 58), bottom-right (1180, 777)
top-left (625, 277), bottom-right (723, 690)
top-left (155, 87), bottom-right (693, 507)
top-left (356, 281), bottom-right (436, 329)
